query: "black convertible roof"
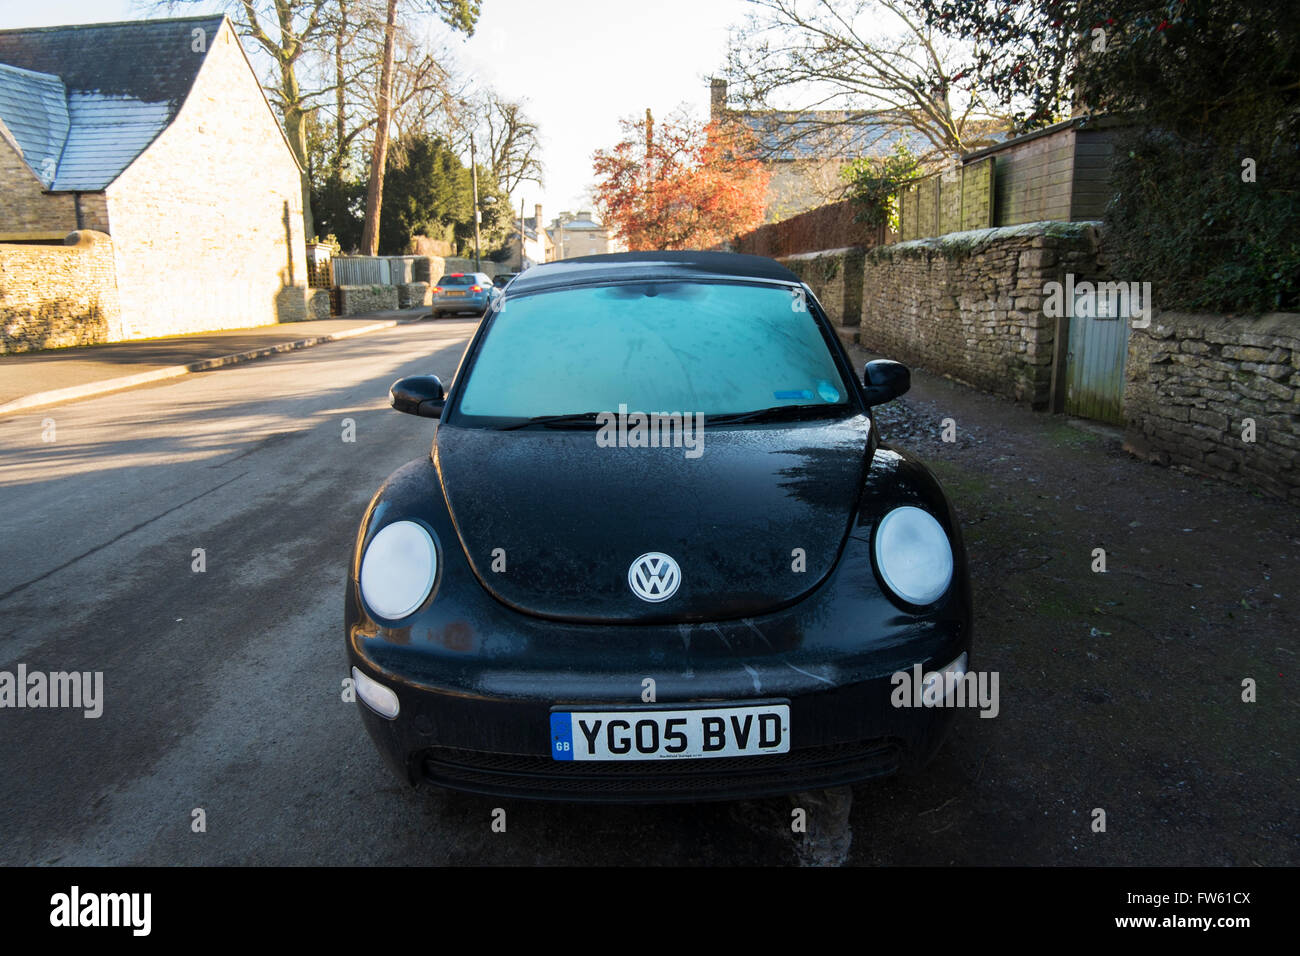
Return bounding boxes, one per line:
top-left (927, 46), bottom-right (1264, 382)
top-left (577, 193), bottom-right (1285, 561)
top-left (508, 251), bottom-right (800, 295)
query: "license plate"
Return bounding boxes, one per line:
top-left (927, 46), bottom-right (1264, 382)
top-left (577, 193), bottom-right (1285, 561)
top-left (446, 290), bottom-right (465, 296)
top-left (550, 704), bottom-right (790, 760)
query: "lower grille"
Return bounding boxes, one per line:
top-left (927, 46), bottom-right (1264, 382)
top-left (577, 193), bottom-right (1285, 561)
top-left (421, 740), bottom-right (902, 802)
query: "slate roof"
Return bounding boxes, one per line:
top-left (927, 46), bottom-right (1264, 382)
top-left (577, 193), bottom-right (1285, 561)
top-left (551, 218), bottom-right (603, 232)
top-left (0, 15), bottom-right (225, 191)
top-left (0, 64), bottom-right (68, 186)
top-left (738, 113), bottom-right (930, 161)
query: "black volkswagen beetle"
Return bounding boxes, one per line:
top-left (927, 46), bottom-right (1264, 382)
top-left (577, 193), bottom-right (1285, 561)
top-left (346, 251), bottom-right (972, 802)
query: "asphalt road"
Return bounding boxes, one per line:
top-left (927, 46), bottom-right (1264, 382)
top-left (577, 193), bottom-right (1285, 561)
top-left (1, 319), bottom-right (1293, 866)
top-left (0, 320), bottom-right (843, 866)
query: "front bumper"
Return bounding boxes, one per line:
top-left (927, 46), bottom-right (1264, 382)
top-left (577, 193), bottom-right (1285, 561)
top-left (347, 574), bottom-right (970, 802)
top-left (345, 446), bottom-right (973, 803)
top-left (349, 655), bottom-right (963, 802)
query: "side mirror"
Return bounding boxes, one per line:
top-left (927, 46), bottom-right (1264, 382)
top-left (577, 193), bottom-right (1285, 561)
top-left (390, 375), bottom-right (446, 418)
top-left (862, 360), bottom-right (910, 407)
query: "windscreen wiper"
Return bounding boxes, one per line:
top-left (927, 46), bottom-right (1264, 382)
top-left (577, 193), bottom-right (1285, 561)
top-left (705, 404), bottom-right (842, 425)
top-left (497, 412), bottom-right (604, 430)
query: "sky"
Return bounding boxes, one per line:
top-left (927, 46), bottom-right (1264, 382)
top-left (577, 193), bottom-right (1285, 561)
top-left (4, 0), bottom-right (755, 225)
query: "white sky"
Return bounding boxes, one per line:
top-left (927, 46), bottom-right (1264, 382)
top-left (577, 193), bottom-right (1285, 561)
top-left (4, 0), bottom-right (755, 224)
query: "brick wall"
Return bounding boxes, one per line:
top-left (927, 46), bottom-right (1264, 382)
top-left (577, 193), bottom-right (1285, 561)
top-left (104, 18), bottom-right (307, 339)
top-left (859, 221), bottom-right (1102, 407)
top-left (0, 137), bottom-right (77, 235)
top-left (733, 199), bottom-right (887, 259)
top-left (1125, 313), bottom-right (1300, 504)
top-left (0, 230), bottom-right (120, 353)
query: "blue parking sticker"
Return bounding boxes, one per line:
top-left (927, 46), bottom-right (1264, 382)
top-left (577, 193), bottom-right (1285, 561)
top-left (550, 712), bottom-right (574, 760)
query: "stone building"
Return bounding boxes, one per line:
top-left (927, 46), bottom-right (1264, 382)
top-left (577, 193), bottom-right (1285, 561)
top-left (709, 78), bottom-right (925, 223)
top-left (501, 203), bottom-right (553, 270)
top-left (0, 15), bottom-right (309, 345)
top-left (546, 211), bottom-right (618, 261)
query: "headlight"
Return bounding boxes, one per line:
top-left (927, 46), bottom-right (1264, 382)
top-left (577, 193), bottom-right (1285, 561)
top-left (359, 520), bottom-right (438, 620)
top-left (873, 506), bottom-right (954, 606)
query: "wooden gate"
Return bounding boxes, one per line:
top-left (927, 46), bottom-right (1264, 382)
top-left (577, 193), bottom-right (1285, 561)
top-left (1064, 311), bottom-right (1129, 424)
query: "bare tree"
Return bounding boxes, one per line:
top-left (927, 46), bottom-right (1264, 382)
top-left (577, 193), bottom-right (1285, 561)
top-left (359, 0), bottom-right (399, 255)
top-left (725, 0), bottom-right (1014, 164)
top-left (359, 0), bottom-right (479, 254)
top-left (479, 96), bottom-right (544, 197)
top-left (310, 3), bottom-right (465, 179)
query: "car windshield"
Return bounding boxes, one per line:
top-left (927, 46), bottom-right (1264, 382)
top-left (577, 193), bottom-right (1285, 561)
top-left (454, 280), bottom-right (853, 422)
top-left (438, 275), bottom-right (475, 286)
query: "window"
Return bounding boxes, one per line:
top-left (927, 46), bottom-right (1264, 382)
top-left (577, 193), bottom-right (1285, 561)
top-left (455, 280), bottom-right (851, 421)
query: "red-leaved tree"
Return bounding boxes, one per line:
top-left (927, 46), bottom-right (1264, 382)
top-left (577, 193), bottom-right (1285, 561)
top-left (592, 110), bottom-right (770, 251)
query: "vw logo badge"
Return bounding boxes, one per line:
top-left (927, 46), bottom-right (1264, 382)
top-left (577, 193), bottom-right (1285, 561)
top-left (628, 552), bottom-right (681, 603)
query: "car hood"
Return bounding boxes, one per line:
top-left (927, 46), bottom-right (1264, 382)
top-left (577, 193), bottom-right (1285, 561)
top-left (433, 416), bottom-right (874, 624)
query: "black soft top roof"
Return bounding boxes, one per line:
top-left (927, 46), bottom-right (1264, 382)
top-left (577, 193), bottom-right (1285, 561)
top-left (508, 251), bottom-right (800, 295)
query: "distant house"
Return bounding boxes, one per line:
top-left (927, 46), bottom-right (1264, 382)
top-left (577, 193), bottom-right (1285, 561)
top-left (709, 78), bottom-right (980, 223)
top-left (0, 15), bottom-right (309, 343)
top-left (501, 203), bottom-right (553, 270)
top-left (546, 211), bottom-right (618, 261)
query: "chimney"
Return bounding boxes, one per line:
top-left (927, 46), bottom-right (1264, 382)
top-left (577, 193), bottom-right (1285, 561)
top-left (710, 78), bottom-right (727, 121)
top-left (534, 203), bottom-right (542, 230)
top-left (577, 210), bottom-right (592, 221)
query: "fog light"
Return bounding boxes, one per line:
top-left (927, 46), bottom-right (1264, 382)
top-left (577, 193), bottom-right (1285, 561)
top-left (352, 666), bottom-right (399, 719)
top-left (921, 652), bottom-right (969, 703)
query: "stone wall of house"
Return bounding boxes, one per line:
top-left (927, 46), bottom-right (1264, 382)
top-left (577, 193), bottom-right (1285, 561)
top-left (859, 221), bottom-right (1102, 407)
top-left (398, 282), bottom-right (430, 308)
top-left (779, 247), bottom-right (866, 328)
top-left (104, 19), bottom-right (307, 340)
top-left (0, 230), bottom-right (120, 353)
top-left (338, 285), bottom-right (398, 315)
top-left (77, 193), bottom-right (111, 234)
top-left (1125, 312), bottom-right (1300, 504)
top-left (0, 137), bottom-right (78, 236)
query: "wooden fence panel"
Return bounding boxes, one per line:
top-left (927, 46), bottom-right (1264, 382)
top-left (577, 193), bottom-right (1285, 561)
top-left (961, 157), bottom-right (995, 230)
top-left (940, 167), bottom-right (963, 234)
top-left (898, 158), bottom-right (995, 240)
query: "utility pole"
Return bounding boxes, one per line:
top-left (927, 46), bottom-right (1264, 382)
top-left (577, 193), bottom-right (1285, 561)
top-left (470, 131), bottom-right (482, 271)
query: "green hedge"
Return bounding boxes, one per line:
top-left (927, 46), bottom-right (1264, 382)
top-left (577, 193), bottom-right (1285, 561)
top-left (1105, 130), bottom-right (1299, 313)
